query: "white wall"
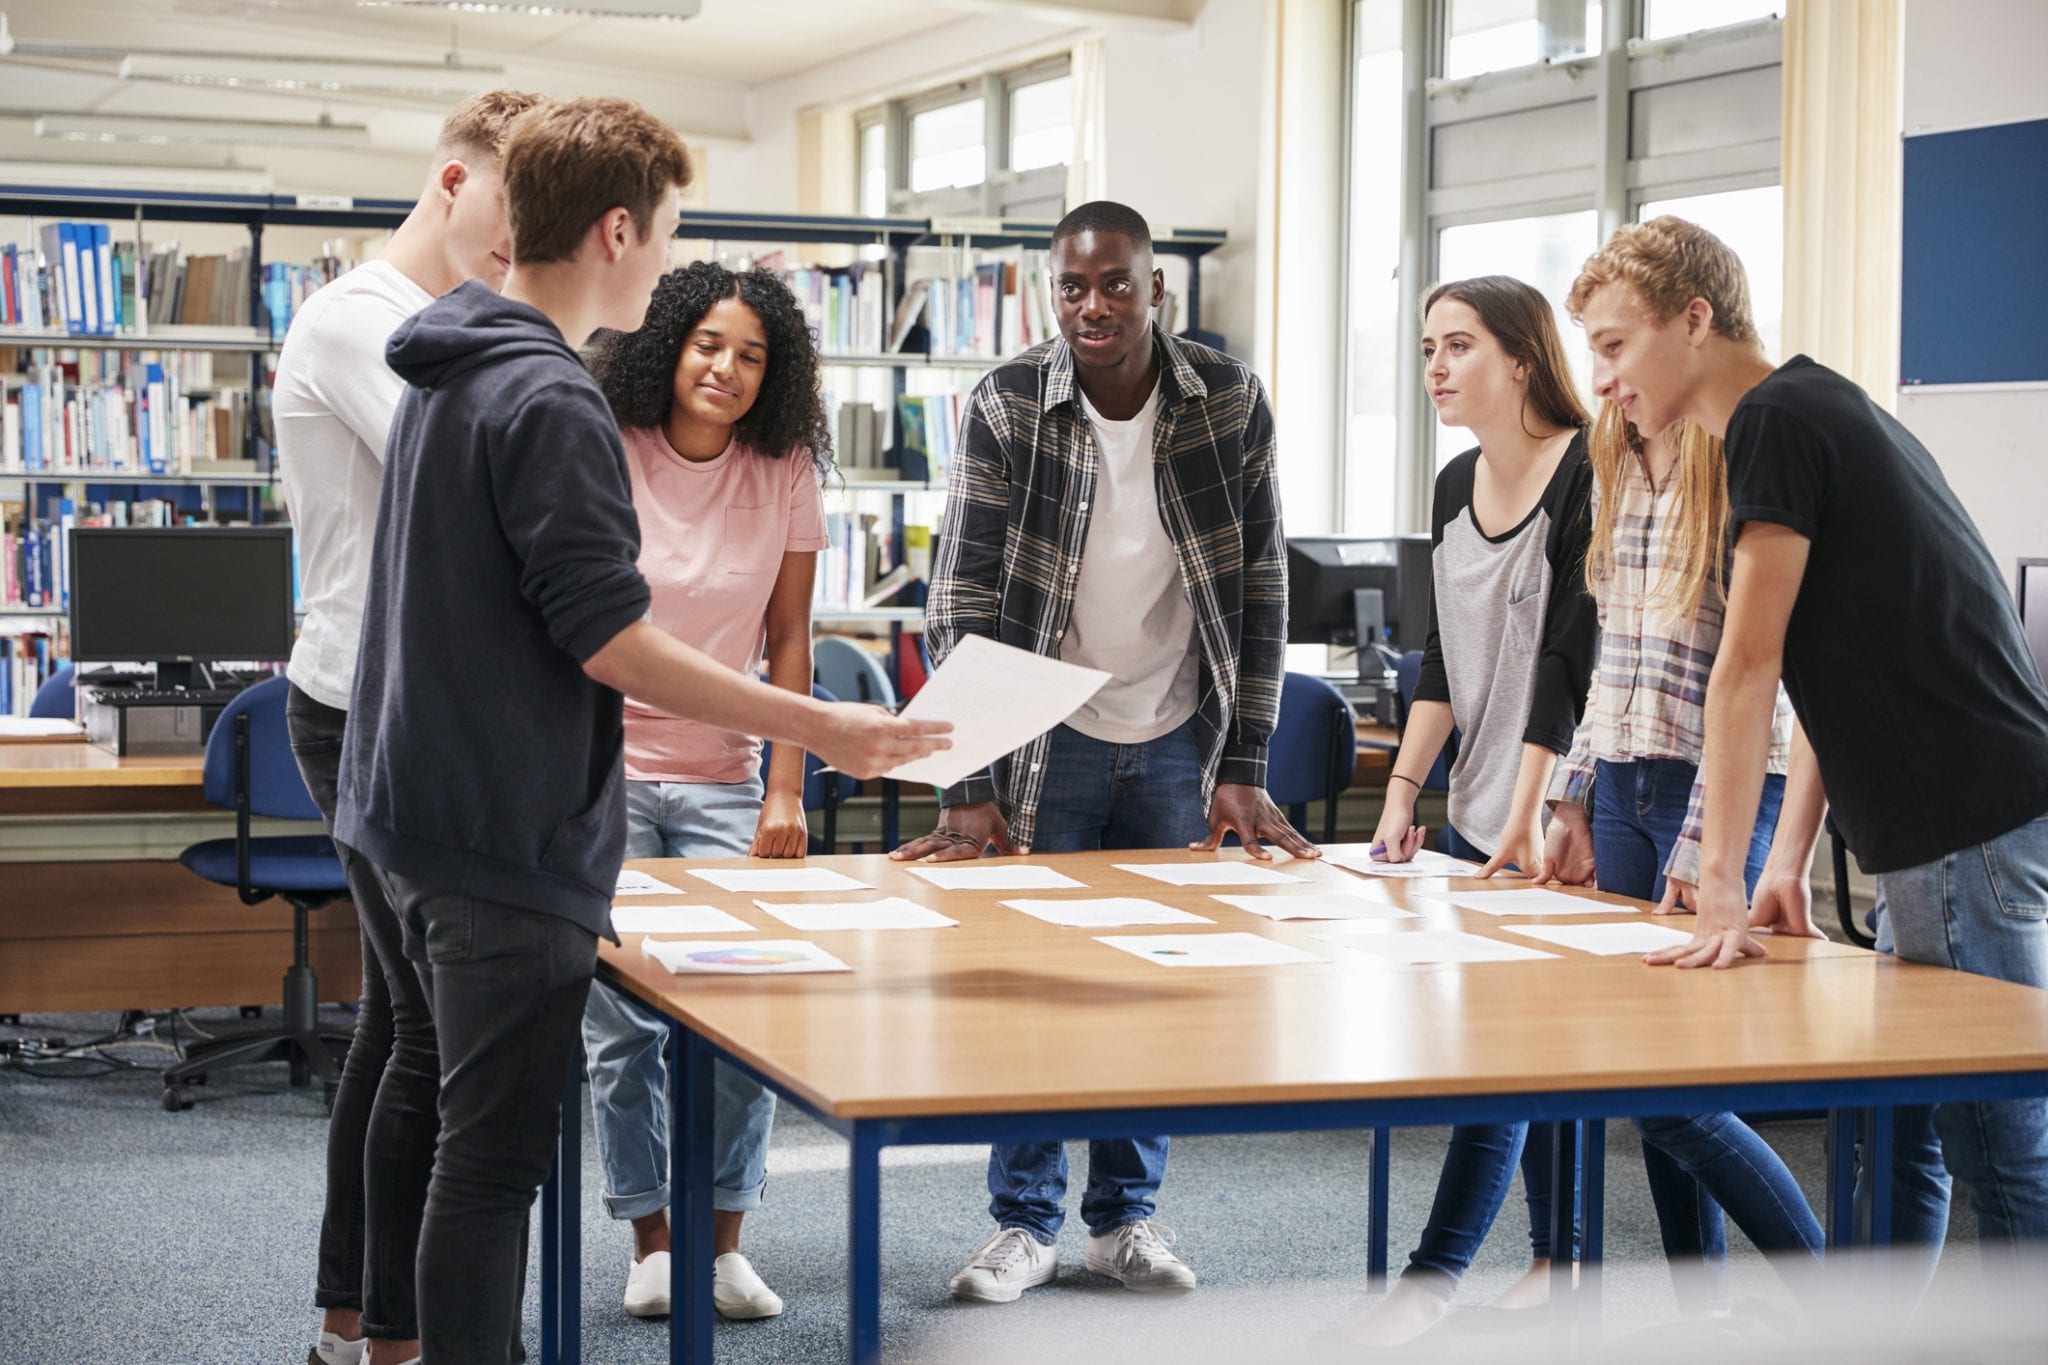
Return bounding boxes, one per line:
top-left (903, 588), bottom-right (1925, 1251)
top-left (1897, 0), bottom-right (2048, 580)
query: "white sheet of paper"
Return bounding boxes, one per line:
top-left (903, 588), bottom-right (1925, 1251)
top-left (0, 717), bottom-right (84, 739)
top-left (642, 938), bottom-right (851, 975)
top-left (751, 897), bottom-right (958, 931)
top-left (1096, 932), bottom-right (1325, 968)
top-left (1413, 889), bottom-right (1635, 917)
top-left (1112, 862), bottom-right (1306, 887)
top-left (902, 864), bottom-right (1086, 891)
top-left (882, 635), bottom-right (1111, 788)
top-left (1321, 845), bottom-right (1483, 879)
top-left (1314, 928), bottom-right (1561, 964)
top-left (687, 867), bottom-right (873, 894)
top-left (609, 904), bottom-right (753, 935)
top-left (1001, 897), bottom-right (1214, 928)
top-left (614, 870), bottom-right (686, 897)
top-left (1503, 922), bottom-right (1696, 955)
top-left (1213, 893), bottom-right (1419, 922)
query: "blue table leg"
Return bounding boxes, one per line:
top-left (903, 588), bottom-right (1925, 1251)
top-left (1865, 1105), bottom-right (1894, 1245)
top-left (674, 1024), bottom-right (716, 1364)
top-left (1582, 1118), bottom-right (1606, 1266)
top-left (1826, 1108), bottom-right (1859, 1249)
top-left (541, 1054), bottom-right (583, 1365)
top-left (1547, 1120), bottom-right (1584, 1356)
top-left (1367, 1126), bottom-right (1391, 1291)
top-left (848, 1123), bottom-right (884, 1365)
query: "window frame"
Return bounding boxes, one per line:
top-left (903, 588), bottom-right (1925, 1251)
top-left (1341, 0), bottom-right (1783, 532)
top-left (854, 53), bottom-right (1074, 221)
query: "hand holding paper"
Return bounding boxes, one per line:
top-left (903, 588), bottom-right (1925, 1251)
top-left (881, 635), bottom-right (1111, 789)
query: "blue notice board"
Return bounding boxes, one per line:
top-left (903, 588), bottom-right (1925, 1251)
top-left (1900, 117), bottom-right (2048, 386)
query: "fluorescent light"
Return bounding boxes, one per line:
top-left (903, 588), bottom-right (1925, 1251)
top-left (119, 53), bottom-right (506, 100)
top-left (356, 0), bottom-right (703, 18)
top-left (34, 114), bottom-right (374, 150)
top-left (0, 160), bottom-right (274, 193)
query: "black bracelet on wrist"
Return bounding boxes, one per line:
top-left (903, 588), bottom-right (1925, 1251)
top-left (1388, 772), bottom-right (1422, 791)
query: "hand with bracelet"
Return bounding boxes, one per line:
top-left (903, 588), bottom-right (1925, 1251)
top-left (1367, 770), bottom-right (1430, 862)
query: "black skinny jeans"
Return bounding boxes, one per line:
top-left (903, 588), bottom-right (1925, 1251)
top-left (379, 869), bottom-right (598, 1365)
top-left (286, 684), bottom-right (440, 1341)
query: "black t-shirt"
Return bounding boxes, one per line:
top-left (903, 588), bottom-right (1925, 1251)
top-left (1724, 356), bottom-right (2048, 873)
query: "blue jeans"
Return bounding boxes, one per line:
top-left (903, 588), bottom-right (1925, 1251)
top-left (1593, 760), bottom-right (1819, 1306)
top-left (1872, 811), bottom-right (2048, 1296)
top-left (581, 775), bottom-right (777, 1220)
top-left (988, 719), bottom-right (1209, 1242)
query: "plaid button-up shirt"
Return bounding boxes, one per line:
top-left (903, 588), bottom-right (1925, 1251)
top-left (1547, 455), bottom-right (1794, 884)
top-left (925, 326), bottom-right (1288, 849)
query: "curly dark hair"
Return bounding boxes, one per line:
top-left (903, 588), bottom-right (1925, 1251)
top-left (588, 261), bottom-right (834, 481)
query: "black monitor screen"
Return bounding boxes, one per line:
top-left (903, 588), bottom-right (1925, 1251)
top-left (2022, 559), bottom-right (2048, 688)
top-left (69, 527), bottom-right (296, 664)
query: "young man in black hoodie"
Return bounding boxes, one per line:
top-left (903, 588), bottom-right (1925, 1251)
top-left (335, 97), bottom-right (949, 1364)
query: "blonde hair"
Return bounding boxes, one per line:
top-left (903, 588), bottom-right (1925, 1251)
top-left (1584, 399), bottom-right (1730, 621)
top-left (435, 89), bottom-right (549, 163)
top-left (1566, 215), bottom-right (1759, 346)
top-left (501, 97), bottom-right (693, 265)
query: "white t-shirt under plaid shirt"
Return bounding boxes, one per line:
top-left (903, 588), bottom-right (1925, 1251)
top-left (1547, 453), bottom-right (1794, 884)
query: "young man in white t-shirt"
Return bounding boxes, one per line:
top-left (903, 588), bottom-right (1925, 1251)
top-left (273, 88), bottom-right (547, 1365)
top-left (899, 201), bottom-right (1315, 1304)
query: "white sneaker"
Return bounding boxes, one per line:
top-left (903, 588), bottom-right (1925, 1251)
top-left (949, 1227), bottom-right (1059, 1303)
top-left (1084, 1221), bottom-right (1197, 1292)
top-left (309, 1332), bottom-right (366, 1365)
top-left (623, 1250), bottom-right (671, 1319)
top-left (713, 1251), bottom-right (785, 1320)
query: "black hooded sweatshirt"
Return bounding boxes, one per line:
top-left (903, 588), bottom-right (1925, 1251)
top-left (335, 281), bottom-right (651, 938)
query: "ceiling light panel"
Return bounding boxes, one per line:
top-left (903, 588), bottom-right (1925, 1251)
top-left (119, 53), bottom-right (507, 99)
top-left (34, 114), bottom-right (375, 149)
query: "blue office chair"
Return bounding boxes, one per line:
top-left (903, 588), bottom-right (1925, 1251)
top-left (162, 676), bottom-right (352, 1111)
top-left (763, 684), bottom-right (862, 854)
top-left (814, 634), bottom-right (898, 709)
top-left (29, 664), bottom-right (76, 720)
top-left (1392, 649), bottom-right (1456, 790)
top-left (1268, 672), bottom-right (1359, 843)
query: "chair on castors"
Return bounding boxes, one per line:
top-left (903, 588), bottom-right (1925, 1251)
top-left (1268, 672), bottom-right (1360, 843)
top-left (162, 676), bottom-right (352, 1111)
top-left (29, 664), bottom-right (76, 719)
top-left (763, 684), bottom-right (862, 854)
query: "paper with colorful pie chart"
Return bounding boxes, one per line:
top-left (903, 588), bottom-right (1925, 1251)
top-left (642, 939), bottom-right (852, 975)
top-left (1093, 933), bottom-right (1325, 968)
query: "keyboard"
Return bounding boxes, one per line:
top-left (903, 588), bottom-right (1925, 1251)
top-left (88, 687), bottom-right (244, 706)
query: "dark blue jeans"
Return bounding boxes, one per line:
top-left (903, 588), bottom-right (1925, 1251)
top-left (988, 720), bottom-right (1209, 1242)
top-left (1592, 759), bottom-right (1820, 1307)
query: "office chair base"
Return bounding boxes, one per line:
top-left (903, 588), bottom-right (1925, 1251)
top-left (161, 1027), bottom-right (350, 1111)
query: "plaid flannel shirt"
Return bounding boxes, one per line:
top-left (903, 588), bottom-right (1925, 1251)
top-left (925, 326), bottom-right (1287, 850)
top-left (1547, 457), bottom-right (1794, 884)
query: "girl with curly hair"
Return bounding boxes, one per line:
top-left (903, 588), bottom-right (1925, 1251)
top-left (579, 260), bottom-right (835, 1325)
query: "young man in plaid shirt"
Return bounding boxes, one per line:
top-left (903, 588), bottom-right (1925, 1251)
top-left (892, 200), bottom-right (1316, 1303)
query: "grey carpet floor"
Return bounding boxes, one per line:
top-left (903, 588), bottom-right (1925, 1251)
top-left (0, 1007), bottom-right (2028, 1365)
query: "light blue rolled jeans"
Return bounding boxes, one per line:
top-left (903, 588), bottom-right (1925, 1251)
top-left (582, 774), bottom-right (777, 1220)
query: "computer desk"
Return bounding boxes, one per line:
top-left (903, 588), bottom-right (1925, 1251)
top-left (0, 741), bottom-right (359, 1014)
top-left (542, 849), bottom-right (2048, 1365)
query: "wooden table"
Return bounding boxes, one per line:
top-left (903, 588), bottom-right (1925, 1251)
top-left (543, 849), bottom-right (2048, 1365)
top-left (0, 742), bottom-right (359, 1013)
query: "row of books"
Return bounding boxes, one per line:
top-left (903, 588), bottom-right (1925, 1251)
top-left (896, 392), bottom-right (963, 483)
top-left (0, 629), bottom-right (61, 717)
top-left (1, 345), bottom-right (225, 390)
top-left (2, 499), bottom-right (190, 612)
top-left (2, 225), bottom-right (134, 335)
top-left (780, 262), bottom-right (891, 356)
top-left (1, 363), bottom-right (257, 475)
top-left (814, 512), bottom-right (932, 614)
top-left (144, 244), bottom-right (255, 329)
top-left (263, 256), bottom-right (351, 342)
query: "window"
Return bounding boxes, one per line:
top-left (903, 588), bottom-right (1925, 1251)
top-left (1444, 0), bottom-right (1603, 79)
top-left (909, 98), bottom-right (986, 194)
top-left (1341, 0), bottom-right (1781, 530)
top-left (1643, 0), bottom-right (1779, 40)
top-left (1433, 210), bottom-right (1599, 464)
top-left (858, 119), bottom-right (888, 218)
top-left (1009, 75), bottom-right (1072, 173)
top-left (1639, 184), bottom-right (1784, 359)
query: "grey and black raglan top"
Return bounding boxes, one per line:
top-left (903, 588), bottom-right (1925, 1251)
top-left (1414, 432), bottom-right (1597, 856)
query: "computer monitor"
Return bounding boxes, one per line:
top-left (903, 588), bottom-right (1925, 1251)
top-left (2020, 558), bottom-right (2048, 688)
top-left (1286, 535), bottom-right (1433, 654)
top-left (68, 527), bottom-right (297, 690)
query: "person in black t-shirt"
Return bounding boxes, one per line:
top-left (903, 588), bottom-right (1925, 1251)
top-left (1570, 216), bottom-right (2048, 1291)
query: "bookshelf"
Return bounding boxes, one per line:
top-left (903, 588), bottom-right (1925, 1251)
top-left (2, 185), bottom-right (1228, 699)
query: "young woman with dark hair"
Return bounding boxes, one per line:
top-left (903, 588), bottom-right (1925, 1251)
top-left (578, 260), bottom-right (834, 1325)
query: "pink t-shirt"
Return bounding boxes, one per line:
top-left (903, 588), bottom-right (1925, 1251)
top-left (620, 424), bottom-right (829, 784)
